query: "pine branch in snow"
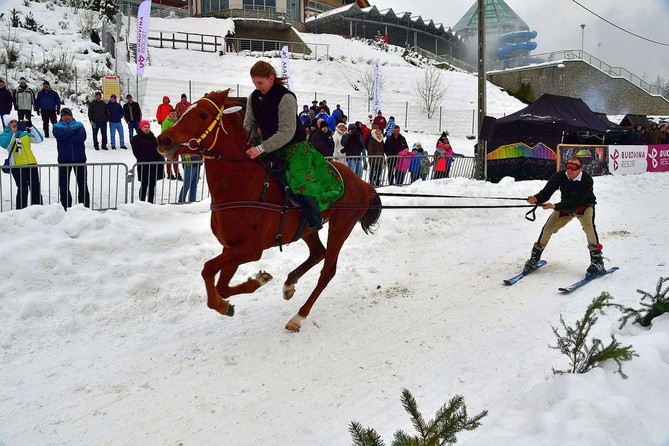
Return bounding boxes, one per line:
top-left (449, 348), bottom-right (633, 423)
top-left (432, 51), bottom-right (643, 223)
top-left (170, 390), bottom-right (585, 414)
top-left (349, 388), bottom-right (487, 446)
top-left (551, 293), bottom-right (637, 378)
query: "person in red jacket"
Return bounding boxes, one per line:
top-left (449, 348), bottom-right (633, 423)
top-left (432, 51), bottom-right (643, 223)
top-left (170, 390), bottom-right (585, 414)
top-left (372, 110), bottom-right (387, 132)
top-left (155, 96), bottom-right (173, 125)
top-left (174, 93), bottom-right (191, 118)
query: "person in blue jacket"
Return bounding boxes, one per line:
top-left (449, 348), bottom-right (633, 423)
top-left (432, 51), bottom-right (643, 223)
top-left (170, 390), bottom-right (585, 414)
top-left (34, 80), bottom-right (60, 138)
top-left (52, 108), bottom-right (90, 210)
top-left (384, 116), bottom-right (396, 138)
top-left (107, 94), bottom-right (126, 149)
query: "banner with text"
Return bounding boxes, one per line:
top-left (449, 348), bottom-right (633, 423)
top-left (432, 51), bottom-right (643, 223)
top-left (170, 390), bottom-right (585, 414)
top-left (372, 59), bottom-right (381, 115)
top-left (136, 0), bottom-right (151, 78)
top-left (646, 144), bottom-right (669, 172)
top-left (608, 145), bottom-right (648, 175)
top-left (280, 46), bottom-right (294, 91)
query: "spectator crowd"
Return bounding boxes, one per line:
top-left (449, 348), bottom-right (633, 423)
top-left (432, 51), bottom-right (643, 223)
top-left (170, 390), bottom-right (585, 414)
top-left (25, 79), bottom-right (669, 212)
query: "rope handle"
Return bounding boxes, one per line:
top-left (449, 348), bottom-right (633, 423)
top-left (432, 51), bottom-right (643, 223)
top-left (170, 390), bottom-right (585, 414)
top-left (525, 205), bottom-right (538, 221)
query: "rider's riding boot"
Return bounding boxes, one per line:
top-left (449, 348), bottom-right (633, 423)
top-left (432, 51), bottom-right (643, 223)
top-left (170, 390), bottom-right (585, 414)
top-left (524, 243), bottom-right (544, 271)
top-left (586, 244), bottom-right (605, 276)
top-left (295, 194), bottom-right (323, 232)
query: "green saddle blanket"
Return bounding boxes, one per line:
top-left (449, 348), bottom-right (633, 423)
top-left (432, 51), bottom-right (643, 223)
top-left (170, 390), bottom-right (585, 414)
top-left (272, 140), bottom-right (345, 211)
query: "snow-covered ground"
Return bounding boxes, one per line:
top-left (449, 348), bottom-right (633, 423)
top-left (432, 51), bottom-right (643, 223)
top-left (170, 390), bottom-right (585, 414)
top-left (1, 2), bottom-right (669, 445)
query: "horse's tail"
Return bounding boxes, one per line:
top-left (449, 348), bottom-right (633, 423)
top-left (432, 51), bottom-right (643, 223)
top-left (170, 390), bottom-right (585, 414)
top-left (359, 186), bottom-right (381, 234)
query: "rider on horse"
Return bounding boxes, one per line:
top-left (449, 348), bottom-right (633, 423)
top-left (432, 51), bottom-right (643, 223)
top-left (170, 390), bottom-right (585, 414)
top-left (243, 61), bottom-right (343, 232)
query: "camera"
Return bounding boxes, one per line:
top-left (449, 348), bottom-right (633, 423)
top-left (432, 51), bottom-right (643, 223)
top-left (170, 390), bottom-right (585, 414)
top-left (16, 120), bottom-right (32, 132)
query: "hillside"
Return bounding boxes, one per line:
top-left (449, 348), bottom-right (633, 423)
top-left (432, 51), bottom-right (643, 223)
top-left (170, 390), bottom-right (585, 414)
top-left (2, 0), bottom-right (526, 154)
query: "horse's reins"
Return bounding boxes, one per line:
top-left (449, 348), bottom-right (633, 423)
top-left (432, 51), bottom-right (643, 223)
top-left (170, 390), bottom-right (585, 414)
top-left (181, 97), bottom-right (245, 162)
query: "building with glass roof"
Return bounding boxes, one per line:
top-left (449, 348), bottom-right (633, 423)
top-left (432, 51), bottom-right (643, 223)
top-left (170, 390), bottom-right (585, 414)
top-left (452, 0), bottom-right (536, 65)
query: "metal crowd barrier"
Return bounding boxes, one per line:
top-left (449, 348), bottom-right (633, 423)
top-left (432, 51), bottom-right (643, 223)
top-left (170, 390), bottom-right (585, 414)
top-left (326, 155), bottom-right (476, 187)
top-left (0, 163), bottom-right (129, 212)
top-left (130, 160), bottom-right (209, 205)
top-left (0, 156), bottom-right (475, 212)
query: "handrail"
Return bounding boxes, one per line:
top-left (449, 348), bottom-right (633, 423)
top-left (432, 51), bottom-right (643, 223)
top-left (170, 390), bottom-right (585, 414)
top-left (149, 30), bottom-right (222, 53)
top-left (408, 46), bottom-right (476, 73)
top-left (490, 49), bottom-right (666, 96)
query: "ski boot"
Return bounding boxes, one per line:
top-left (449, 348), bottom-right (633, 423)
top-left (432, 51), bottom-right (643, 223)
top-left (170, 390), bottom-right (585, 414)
top-left (586, 244), bottom-right (605, 276)
top-left (524, 243), bottom-right (544, 272)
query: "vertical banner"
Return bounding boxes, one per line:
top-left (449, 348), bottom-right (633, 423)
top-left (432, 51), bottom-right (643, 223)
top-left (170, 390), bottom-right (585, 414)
top-left (372, 58), bottom-right (381, 115)
top-left (136, 0), bottom-right (151, 78)
top-left (280, 46), bottom-right (294, 91)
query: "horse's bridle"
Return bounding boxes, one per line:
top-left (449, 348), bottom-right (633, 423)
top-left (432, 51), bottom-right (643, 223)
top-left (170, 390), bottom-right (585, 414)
top-left (181, 96), bottom-right (243, 161)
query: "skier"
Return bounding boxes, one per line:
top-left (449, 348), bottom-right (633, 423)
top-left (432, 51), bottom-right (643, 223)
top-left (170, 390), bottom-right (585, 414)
top-left (524, 156), bottom-right (605, 276)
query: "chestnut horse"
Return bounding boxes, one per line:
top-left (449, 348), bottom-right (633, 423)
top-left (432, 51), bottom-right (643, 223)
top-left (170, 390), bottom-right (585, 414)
top-left (157, 89), bottom-right (382, 331)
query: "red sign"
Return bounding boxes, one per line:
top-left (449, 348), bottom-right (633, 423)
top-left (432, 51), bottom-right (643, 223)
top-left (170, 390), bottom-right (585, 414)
top-left (647, 144), bottom-right (669, 172)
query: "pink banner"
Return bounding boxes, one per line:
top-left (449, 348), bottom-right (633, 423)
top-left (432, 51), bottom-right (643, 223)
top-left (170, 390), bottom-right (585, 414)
top-left (647, 144), bottom-right (669, 172)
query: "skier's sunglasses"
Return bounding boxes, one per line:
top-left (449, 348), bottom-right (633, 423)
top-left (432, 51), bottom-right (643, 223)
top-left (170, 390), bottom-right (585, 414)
top-left (565, 162), bottom-right (582, 171)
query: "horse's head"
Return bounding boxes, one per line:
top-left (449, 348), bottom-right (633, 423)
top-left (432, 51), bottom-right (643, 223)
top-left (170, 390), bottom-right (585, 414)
top-left (157, 89), bottom-right (247, 160)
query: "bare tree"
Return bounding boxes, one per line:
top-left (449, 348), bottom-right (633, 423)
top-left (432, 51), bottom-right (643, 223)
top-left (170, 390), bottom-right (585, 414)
top-left (346, 64), bottom-right (387, 102)
top-left (413, 65), bottom-right (448, 119)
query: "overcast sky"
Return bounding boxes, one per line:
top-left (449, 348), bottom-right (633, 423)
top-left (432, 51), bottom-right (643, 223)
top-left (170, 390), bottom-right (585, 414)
top-left (373, 0), bottom-right (669, 84)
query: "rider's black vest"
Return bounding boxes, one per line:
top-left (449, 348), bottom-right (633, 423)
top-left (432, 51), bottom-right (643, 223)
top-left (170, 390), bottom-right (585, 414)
top-left (250, 85), bottom-right (306, 146)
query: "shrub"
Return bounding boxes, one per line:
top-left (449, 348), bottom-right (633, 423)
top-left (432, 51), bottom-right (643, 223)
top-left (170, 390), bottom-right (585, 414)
top-left (38, 49), bottom-right (75, 81)
top-left (0, 18), bottom-right (22, 68)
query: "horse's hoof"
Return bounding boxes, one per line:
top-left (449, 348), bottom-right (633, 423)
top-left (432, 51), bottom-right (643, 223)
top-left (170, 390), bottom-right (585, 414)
top-left (285, 321), bottom-right (301, 331)
top-left (283, 284), bottom-right (295, 300)
top-left (255, 271), bottom-right (273, 285)
top-left (285, 314), bottom-right (304, 331)
top-left (226, 304), bottom-right (235, 317)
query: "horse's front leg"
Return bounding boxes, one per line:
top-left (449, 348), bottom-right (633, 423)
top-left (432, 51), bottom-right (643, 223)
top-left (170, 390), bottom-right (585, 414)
top-left (202, 248), bottom-right (270, 317)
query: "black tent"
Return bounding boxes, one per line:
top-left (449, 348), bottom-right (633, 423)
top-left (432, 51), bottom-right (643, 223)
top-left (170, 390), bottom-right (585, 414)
top-left (487, 94), bottom-right (627, 182)
top-left (619, 114), bottom-right (650, 129)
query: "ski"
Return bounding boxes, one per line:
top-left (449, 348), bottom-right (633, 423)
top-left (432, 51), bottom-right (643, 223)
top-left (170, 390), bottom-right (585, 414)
top-left (504, 260), bottom-right (547, 285)
top-left (558, 267), bottom-right (620, 293)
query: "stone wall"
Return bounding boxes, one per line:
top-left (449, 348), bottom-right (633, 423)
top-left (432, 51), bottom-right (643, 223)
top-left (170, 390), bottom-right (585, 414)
top-left (487, 60), bottom-right (669, 115)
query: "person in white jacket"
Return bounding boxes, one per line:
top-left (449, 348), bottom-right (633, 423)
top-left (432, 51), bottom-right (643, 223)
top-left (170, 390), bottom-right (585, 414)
top-left (332, 122), bottom-right (347, 163)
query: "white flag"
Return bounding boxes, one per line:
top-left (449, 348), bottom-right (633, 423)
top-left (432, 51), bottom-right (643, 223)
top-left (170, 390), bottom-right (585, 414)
top-left (280, 46), bottom-right (294, 91)
top-left (372, 58), bottom-right (381, 115)
top-left (136, 0), bottom-right (152, 78)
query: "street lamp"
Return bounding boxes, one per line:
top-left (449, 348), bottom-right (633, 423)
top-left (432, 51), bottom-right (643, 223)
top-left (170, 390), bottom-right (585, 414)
top-left (580, 24), bottom-right (586, 54)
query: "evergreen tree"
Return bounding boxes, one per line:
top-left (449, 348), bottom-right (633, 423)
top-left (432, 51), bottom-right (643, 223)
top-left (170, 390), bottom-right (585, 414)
top-left (23, 12), bottom-right (40, 32)
top-left (98, 0), bottom-right (118, 23)
top-left (10, 8), bottom-right (21, 28)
